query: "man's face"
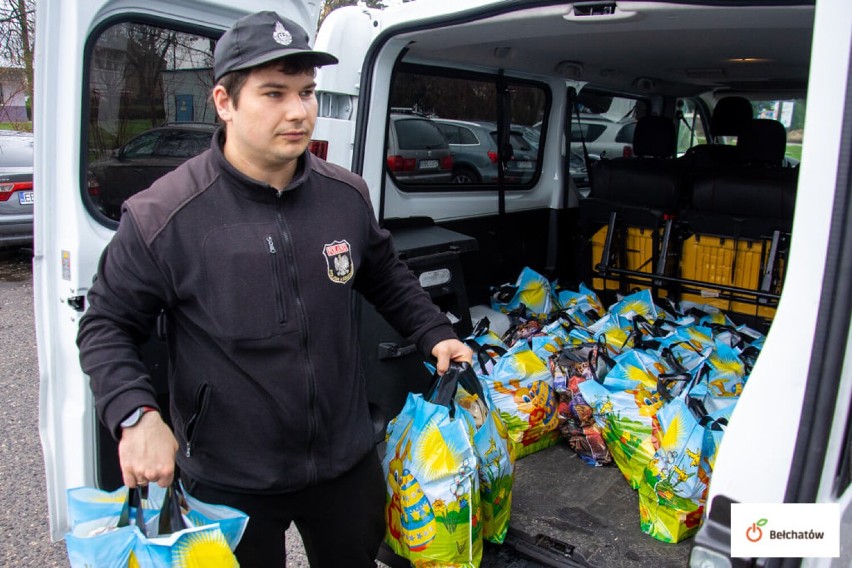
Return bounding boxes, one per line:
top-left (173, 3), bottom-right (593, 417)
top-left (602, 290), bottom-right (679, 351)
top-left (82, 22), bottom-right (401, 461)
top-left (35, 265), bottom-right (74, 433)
top-left (215, 65), bottom-right (317, 172)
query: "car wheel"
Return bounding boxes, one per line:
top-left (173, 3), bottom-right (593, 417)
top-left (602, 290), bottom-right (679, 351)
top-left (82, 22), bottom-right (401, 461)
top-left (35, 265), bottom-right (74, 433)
top-left (451, 167), bottom-right (480, 184)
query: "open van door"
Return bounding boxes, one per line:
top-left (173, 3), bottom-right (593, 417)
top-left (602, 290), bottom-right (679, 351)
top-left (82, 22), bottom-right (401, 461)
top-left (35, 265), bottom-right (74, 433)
top-left (33, 0), bottom-right (322, 540)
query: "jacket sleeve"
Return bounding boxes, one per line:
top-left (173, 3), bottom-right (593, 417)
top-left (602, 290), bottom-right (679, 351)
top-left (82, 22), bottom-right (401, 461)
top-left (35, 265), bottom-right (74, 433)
top-left (354, 209), bottom-right (459, 356)
top-left (76, 210), bottom-right (174, 439)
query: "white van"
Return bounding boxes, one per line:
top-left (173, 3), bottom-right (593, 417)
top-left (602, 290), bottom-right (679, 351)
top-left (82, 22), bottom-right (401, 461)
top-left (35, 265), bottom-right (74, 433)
top-left (35, 1), bottom-right (851, 566)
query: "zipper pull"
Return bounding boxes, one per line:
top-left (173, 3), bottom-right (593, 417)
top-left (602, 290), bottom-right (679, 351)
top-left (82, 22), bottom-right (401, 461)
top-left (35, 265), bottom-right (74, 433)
top-left (266, 235), bottom-right (277, 254)
top-left (185, 443), bottom-right (192, 458)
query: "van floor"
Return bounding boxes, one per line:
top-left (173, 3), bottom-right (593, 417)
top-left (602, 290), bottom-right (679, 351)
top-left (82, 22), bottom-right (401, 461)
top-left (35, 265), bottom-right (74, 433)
top-left (378, 441), bottom-right (694, 568)
top-left (489, 442), bottom-right (693, 567)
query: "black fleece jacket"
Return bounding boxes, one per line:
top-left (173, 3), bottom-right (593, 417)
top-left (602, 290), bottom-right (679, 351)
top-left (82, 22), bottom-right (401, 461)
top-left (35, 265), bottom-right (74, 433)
top-left (77, 129), bottom-right (456, 493)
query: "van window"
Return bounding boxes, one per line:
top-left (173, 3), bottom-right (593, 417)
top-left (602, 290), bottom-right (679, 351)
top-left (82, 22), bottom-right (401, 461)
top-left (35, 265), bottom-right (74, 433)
top-left (84, 21), bottom-right (219, 221)
top-left (676, 98), bottom-right (710, 156)
top-left (571, 92), bottom-right (641, 160)
top-left (751, 98), bottom-right (806, 164)
top-left (388, 66), bottom-right (548, 188)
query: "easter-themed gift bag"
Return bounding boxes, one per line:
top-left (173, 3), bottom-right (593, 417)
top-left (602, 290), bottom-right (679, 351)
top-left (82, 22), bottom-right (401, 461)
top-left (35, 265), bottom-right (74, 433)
top-left (578, 349), bottom-right (675, 488)
top-left (479, 341), bottom-right (560, 459)
top-left (639, 366), bottom-right (732, 543)
top-left (383, 366), bottom-right (482, 566)
top-left (490, 266), bottom-right (557, 321)
top-left (66, 481), bottom-right (247, 568)
top-left (451, 363), bottom-right (515, 545)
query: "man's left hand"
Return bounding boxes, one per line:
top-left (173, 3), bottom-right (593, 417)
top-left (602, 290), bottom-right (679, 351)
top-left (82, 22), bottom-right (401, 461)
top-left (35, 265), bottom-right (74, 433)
top-left (431, 338), bottom-right (473, 375)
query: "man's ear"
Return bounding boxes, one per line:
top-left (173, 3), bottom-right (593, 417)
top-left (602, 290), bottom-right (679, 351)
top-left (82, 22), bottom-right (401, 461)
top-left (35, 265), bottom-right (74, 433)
top-left (212, 85), bottom-right (233, 122)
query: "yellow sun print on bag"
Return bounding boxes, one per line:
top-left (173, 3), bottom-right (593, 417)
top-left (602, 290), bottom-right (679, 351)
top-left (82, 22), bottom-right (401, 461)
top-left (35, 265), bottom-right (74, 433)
top-left (171, 529), bottom-right (238, 568)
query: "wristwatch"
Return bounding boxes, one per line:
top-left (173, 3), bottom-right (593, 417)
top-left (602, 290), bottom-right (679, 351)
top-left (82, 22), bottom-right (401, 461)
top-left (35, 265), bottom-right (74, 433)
top-left (120, 406), bottom-right (157, 429)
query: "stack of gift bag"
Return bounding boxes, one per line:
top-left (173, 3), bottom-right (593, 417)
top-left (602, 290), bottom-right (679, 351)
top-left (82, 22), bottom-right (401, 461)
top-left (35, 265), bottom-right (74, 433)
top-left (382, 266), bottom-right (765, 563)
top-left (386, 268), bottom-right (764, 564)
top-left (485, 266), bottom-right (762, 544)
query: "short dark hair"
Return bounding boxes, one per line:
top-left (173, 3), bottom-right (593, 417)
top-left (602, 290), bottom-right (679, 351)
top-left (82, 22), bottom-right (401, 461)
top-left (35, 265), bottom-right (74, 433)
top-left (215, 56), bottom-right (319, 109)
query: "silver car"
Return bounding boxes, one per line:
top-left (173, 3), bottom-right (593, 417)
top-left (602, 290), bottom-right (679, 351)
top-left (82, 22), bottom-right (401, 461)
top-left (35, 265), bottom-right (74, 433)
top-left (386, 114), bottom-right (453, 184)
top-left (0, 130), bottom-right (34, 248)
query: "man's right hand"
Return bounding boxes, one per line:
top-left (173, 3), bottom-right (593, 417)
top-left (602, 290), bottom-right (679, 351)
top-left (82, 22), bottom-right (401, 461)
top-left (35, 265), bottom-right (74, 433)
top-left (118, 410), bottom-right (179, 488)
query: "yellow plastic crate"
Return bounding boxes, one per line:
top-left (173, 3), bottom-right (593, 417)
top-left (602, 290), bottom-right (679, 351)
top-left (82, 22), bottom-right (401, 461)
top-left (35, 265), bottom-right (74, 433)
top-left (679, 234), bottom-right (778, 319)
top-left (591, 225), bottom-right (658, 292)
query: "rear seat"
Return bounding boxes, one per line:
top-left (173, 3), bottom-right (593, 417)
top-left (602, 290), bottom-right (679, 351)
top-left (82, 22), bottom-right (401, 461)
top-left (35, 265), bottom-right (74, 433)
top-left (681, 95), bottom-right (754, 168)
top-left (583, 116), bottom-right (684, 293)
top-left (682, 118), bottom-right (797, 238)
top-left (678, 118), bottom-right (797, 318)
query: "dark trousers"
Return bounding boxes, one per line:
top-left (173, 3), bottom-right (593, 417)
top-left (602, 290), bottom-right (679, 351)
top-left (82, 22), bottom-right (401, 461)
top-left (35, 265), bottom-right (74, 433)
top-left (184, 451), bottom-right (386, 568)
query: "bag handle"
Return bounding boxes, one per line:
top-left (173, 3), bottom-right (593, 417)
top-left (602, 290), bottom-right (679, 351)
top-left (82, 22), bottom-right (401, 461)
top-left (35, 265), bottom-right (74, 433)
top-left (463, 339), bottom-right (507, 376)
top-left (158, 481), bottom-right (189, 537)
top-left (118, 486), bottom-right (147, 534)
top-left (426, 362), bottom-right (486, 418)
top-left (119, 480), bottom-right (188, 538)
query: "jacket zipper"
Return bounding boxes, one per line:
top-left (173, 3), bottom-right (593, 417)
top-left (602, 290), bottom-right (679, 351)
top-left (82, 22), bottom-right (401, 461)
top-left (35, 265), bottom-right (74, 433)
top-left (276, 195), bottom-right (319, 485)
top-left (266, 235), bottom-right (286, 325)
top-left (184, 383), bottom-right (211, 458)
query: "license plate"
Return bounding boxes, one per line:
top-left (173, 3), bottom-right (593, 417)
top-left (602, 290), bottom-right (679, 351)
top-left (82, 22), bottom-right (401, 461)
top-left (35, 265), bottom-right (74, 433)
top-left (18, 191), bottom-right (34, 205)
top-left (419, 159), bottom-right (439, 169)
top-left (516, 161), bottom-right (534, 169)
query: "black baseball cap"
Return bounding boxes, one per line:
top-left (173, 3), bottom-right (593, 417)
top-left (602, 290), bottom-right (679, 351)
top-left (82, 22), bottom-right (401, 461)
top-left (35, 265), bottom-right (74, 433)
top-left (213, 11), bottom-right (338, 81)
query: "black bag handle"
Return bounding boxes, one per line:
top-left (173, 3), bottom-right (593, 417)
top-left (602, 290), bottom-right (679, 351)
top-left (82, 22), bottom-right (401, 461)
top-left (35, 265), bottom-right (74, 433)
top-left (158, 481), bottom-right (189, 537)
top-left (426, 362), bottom-right (486, 418)
top-left (119, 481), bottom-right (188, 538)
top-left (118, 486), bottom-right (147, 534)
top-left (463, 339), bottom-right (507, 376)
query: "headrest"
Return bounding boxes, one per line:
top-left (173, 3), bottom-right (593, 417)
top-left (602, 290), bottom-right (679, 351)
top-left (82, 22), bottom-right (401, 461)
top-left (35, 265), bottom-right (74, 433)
top-left (711, 96), bottom-right (753, 138)
top-left (632, 116), bottom-right (676, 158)
top-left (737, 119), bottom-right (787, 166)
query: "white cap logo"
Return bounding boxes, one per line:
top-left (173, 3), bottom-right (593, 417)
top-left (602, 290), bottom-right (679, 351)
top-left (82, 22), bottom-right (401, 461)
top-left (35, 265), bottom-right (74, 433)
top-left (273, 21), bottom-right (293, 46)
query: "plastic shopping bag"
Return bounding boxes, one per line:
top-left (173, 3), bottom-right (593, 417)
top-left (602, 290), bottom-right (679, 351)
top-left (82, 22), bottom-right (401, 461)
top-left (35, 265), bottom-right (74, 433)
top-left (478, 341), bottom-right (560, 459)
top-left (639, 365), bottom-right (733, 543)
top-left (578, 349), bottom-right (676, 488)
top-left (65, 481), bottom-right (247, 568)
top-left (450, 364), bottom-right (515, 545)
top-left (383, 366), bottom-right (482, 567)
top-left (490, 266), bottom-right (558, 321)
top-left (550, 341), bottom-right (615, 466)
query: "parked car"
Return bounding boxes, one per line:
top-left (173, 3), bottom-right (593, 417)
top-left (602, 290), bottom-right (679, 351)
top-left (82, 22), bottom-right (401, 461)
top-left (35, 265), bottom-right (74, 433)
top-left (88, 122), bottom-right (217, 220)
top-left (432, 118), bottom-right (538, 184)
top-left (386, 114), bottom-right (453, 184)
top-left (0, 130), bottom-right (34, 248)
top-left (573, 115), bottom-right (637, 159)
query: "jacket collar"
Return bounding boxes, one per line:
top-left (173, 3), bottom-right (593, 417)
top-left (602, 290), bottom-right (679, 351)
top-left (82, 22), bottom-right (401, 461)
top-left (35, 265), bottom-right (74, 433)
top-left (211, 127), bottom-right (312, 202)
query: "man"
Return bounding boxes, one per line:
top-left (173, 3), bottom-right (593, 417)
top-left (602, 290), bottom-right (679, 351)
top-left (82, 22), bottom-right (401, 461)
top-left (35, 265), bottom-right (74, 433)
top-left (76, 11), bottom-right (472, 567)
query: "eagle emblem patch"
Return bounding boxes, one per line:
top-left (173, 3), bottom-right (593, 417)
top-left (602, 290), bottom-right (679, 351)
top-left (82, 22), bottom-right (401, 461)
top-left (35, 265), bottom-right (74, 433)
top-left (273, 21), bottom-right (293, 46)
top-left (323, 240), bottom-right (354, 284)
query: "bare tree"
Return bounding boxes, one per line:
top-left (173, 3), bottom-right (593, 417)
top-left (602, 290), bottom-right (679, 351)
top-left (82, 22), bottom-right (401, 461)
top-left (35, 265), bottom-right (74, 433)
top-left (0, 0), bottom-right (35, 123)
top-left (319, 0), bottom-right (387, 28)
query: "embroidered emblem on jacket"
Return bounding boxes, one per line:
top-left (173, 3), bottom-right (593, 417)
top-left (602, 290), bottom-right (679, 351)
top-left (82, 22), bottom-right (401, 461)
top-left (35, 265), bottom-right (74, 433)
top-left (323, 240), bottom-right (354, 284)
top-left (273, 21), bottom-right (293, 46)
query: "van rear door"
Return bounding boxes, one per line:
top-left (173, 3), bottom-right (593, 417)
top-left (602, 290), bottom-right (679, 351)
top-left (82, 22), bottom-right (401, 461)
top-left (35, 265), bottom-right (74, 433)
top-left (33, 0), bottom-right (322, 540)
